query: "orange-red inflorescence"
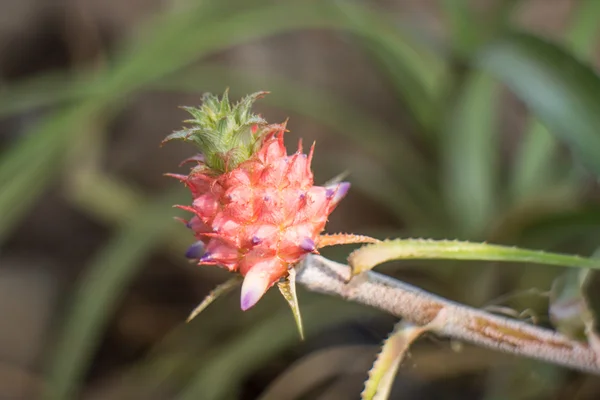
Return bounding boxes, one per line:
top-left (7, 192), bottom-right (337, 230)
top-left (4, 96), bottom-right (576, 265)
top-left (170, 124), bottom-right (349, 310)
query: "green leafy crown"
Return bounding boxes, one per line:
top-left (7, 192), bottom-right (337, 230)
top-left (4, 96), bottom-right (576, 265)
top-left (163, 90), bottom-right (269, 173)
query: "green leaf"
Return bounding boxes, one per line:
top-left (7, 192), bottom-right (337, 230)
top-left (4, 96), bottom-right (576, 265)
top-left (510, 120), bottom-right (561, 201)
top-left (440, 0), bottom-right (523, 55)
top-left (565, 0), bottom-right (600, 59)
top-left (43, 188), bottom-right (188, 400)
top-left (348, 239), bottom-right (600, 275)
top-left (440, 0), bottom-right (480, 54)
top-left (163, 90), bottom-right (268, 172)
top-left (0, 71), bottom-right (93, 118)
top-left (510, 0), bottom-right (600, 199)
top-left (176, 297), bottom-right (377, 400)
top-left (0, 104), bottom-right (99, 242)
top-left (442, 71), bottom-right (499, 237)
top-left (476, 31), bottom-right (600, 177)
top-left (334, 0), bottom-right (447, 134)
top-left (362, 321), bottom-right (426, 400)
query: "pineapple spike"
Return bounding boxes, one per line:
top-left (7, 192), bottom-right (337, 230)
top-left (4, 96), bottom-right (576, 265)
top-left (307, 141), bottom-right (315, 168)
top-left (278, 268), bottom-right (304, 340)
top-left (323, 170), bottom-right (350, 186)
top-left (163, 173), bottom-right (188, 182)
top-left (187, 276), bottom-right (242, 323)
top-left (178, 154), bottom-right (205, 167)
top-left (317, 233), bottom-right (380, 249)
top-left (173, 205), bottom-right (200, 216)
top-left (173, 216), bottom-right (187, 225)
top-left (241, 268), bottom-right (271, 311)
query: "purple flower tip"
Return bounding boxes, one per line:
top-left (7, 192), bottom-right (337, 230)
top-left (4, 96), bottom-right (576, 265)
top-left (300, 237), bottom-right (316, 252)
top-left (326, 182), bottom-right (350, 203)
top-left (240, 270), bottom-right (269, 311)
top-left (251, 236), bottom-right (262, 245)
top-left (185, 241), bottom-right (205, 259)
top-left (241, 291), bottom-right (260, 311)
top-left (337, 181), bottom-right (350, 196)
top-left (199, 252), bottom-right (213, 262)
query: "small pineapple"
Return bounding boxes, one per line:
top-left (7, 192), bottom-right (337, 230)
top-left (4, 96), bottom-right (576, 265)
top-left (164, 90), bottom-right (375, 314)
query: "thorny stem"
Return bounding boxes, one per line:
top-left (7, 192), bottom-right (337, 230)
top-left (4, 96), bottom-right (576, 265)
top-left (296, 255), bottom-right (600, 375)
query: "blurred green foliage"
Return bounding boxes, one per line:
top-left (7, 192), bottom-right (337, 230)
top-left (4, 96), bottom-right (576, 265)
top-left (2, 0), bottom-right (600, 399)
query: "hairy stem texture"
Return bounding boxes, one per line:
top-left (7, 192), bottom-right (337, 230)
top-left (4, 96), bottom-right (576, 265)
top-left (297, 255), bottom-right (600, 375)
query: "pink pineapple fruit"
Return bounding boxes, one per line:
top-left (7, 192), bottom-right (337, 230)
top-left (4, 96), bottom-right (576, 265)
top-left (163, 90), bottom-right (376, 313)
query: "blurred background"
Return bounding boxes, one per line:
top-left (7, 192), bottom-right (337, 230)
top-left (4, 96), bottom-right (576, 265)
top-left (1, 0), bottom-right (600, 398)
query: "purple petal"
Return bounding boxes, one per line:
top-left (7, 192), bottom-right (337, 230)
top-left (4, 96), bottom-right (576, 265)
top-left (185, 241), bottom-right (205, 259)
top-left (251, 236), bottom-right (262, 245)
top-left (186, 216), bottom-right (208, 233)
top-left (240, 270), bottom-right (270, 311)
top-left (186, 216), bottom-right (200, 230)
top-left (300, 237), bottom-right (316, 252)
top-left (199, 252), bottom-right (213, 262)
top-left (325, 182), bottom-right (350, 204)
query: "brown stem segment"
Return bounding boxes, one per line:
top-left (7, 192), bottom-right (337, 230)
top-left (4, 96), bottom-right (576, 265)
top-left (296, 255), bottom-right (600, 375)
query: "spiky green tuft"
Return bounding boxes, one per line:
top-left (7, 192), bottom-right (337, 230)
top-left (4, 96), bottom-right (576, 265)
top-left (162, 89), bottom-right (269, 173)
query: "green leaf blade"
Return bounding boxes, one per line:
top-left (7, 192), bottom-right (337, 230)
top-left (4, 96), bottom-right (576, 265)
top-left (477, 31), bottom-right (600, 177)
top-left (43, 188), bottom-right (188, 400)
top-left (362, 321), bottom-right (425, 400)
top-left (442, 71), bottom-right (500, 237)
top-left (510, 0), bottom-right (600, 199)
top-left (348, 239), bottom-right (600, 275)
